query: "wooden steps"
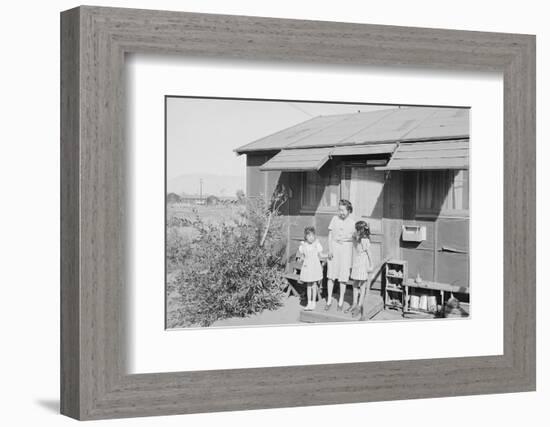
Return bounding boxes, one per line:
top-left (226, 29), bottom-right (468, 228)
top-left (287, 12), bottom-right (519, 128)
top-left (300, 294), bottom-right (384, 323)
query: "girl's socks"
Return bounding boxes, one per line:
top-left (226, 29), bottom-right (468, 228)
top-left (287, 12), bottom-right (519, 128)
top-left (305, 300), bottom-right (317, 311)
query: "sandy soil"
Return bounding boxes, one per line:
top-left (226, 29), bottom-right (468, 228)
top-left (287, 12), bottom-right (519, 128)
top-left (210, 296), bottom-right (305, 328)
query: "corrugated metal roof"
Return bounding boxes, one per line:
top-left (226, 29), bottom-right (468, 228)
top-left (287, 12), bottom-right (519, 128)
top-left (235, 107), bottom-right (469, 154)
top-left (375, 139), bottom-right (469, 170)
top-left (259, 147), bottom-right (332, 172)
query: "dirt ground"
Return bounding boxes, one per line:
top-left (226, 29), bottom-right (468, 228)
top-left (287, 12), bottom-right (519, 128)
top-left (211, 295), bottom-right (305, 328)
top-left (210, 294), bottom-right (405, 328)
top-left (175, 288), bottom-right (405, 329)
top-left (166, 276), bottom-right (459, 329)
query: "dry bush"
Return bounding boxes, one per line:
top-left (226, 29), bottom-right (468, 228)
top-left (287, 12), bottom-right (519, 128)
top-left (168, 193), bottom-right (288, 327)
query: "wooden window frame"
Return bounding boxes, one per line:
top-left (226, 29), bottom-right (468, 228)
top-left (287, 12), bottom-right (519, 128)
top-left (299, 164), bottom-right (343, 213)
top-left (415, 170), bottom-right (470, 219)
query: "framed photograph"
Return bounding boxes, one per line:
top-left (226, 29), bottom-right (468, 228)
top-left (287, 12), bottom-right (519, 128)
top-left (165, 97), bottom-right (471, 329)
top-left (61, 6), bottom-right (536, 420)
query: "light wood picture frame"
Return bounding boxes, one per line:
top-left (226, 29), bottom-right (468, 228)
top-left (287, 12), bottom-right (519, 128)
top-left (60, 5), bottom-right (536, 420)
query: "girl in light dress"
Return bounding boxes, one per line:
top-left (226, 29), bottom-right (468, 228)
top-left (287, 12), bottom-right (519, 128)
top-left (347, 221), bottom-right (373, 318)
top-left (296, 226), bottom-right (325, 311)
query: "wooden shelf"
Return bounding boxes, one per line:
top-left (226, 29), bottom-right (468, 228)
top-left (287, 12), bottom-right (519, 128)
top-left (384, 260), bottom-right (408, 312)
top-left (383, 260), bottom-right (469, 318)
top-left (405, 278), bottom-right (469, 294)
top-left (403, 309), bottom-right (437, 319)
top-left (404, 308), bottom-right (438, 315)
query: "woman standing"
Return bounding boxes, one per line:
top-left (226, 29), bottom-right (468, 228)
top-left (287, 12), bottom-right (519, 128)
top-left (326, 199), bottom-right (355, 311)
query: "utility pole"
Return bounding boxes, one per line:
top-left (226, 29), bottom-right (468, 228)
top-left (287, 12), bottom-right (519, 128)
top-left (199, 178), bottom-right (203, 201)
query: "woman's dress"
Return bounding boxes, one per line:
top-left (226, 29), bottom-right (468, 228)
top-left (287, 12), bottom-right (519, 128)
top-left (327, 215), bottom-right (355, 283)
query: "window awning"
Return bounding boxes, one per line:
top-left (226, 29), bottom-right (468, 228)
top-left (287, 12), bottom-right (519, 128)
top-left (375, 139), bottom-right (469, 171)
top-left (331, 143), bottom-right (396, 156)
top-left (259, 147), bottom-right (332, 172)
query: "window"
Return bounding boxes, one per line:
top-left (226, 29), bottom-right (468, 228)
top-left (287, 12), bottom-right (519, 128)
top-left (417, 171), bottom-right (446, 212)
top-left (417, 170), bottom-right (469, 215)
top-left (301, 170), bottom-right (340, 211)
top-left (445, 169), bottom-right (469, 211)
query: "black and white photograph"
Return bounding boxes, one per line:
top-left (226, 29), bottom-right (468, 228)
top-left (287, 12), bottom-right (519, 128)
top-left (165, 97), bottom-right (470, 329)
top-left (2, 0), bottom-right (542, 423)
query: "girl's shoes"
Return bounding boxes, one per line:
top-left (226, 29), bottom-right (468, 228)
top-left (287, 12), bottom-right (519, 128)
top-left (337, 303), bottom-right (344, 312)
top-left (351, 306), bottom-right (361, 318)
top-left (325, 301), bottom-right (332, 311)
top-left (304, 301), bottom-right (316, 311)
top-left (345, 304), bottom-right (357, 314)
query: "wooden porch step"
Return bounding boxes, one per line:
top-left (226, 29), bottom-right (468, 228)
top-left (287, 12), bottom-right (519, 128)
top-left (300, 294), bottom-right (384, 323)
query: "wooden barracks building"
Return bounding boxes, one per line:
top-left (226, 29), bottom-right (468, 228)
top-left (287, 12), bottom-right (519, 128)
top-left (234, 107), bottom-right (470, 296)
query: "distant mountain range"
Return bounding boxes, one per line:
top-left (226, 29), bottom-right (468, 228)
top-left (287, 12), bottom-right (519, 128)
top-left (167, 173), bottom-right (246, 198)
